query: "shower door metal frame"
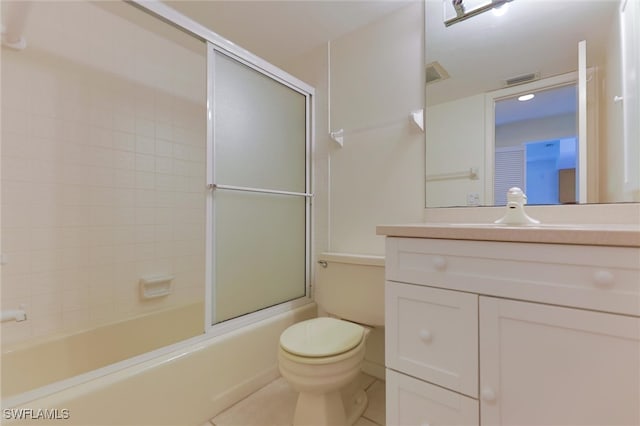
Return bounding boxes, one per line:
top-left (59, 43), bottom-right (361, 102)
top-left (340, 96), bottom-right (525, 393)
top-left (131, 1), bottom-right (315, 336)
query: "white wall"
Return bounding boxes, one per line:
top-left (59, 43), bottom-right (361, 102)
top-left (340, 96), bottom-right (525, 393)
top-left (282, 1), bottom-right (424, 380)
top-left (496, 113), bottom-right (576, 148)
top-left (328, 2), bottom-right (425, 255)
top-left (286, 2), bottom-right (425, 256)
top-left (600, 12), bottom-right (622, 203)
top-left (425, 94), bottom-right (485, 207)
top-left (282, 43), bottom-right (331, 259)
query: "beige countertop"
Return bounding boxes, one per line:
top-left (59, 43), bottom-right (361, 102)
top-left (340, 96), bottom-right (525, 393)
top-left (376, 223), bottom-right (640, 247)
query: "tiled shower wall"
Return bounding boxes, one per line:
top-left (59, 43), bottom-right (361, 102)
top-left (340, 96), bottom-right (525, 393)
top-left (1, 1), bottom-right (207, 344)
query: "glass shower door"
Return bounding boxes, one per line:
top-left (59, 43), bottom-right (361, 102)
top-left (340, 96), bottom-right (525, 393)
top-left (209, 48), bottom-right (311, 325)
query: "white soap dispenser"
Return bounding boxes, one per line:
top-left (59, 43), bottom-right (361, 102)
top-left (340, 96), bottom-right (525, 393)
top-left (494, 187), bottom-right (540, 225)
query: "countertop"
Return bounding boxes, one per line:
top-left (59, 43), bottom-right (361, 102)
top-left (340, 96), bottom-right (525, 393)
top-left (376, 223), bottom-right (640, 247)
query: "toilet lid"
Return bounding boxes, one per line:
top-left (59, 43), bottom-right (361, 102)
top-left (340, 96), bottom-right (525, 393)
top-left (280, 317), bottom-right (364, 357)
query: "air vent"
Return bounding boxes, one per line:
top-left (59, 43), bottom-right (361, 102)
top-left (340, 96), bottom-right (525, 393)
top-left (504, 72), bottom-right (540, 87)
top-left (426, 61), bottom-right (450, 85)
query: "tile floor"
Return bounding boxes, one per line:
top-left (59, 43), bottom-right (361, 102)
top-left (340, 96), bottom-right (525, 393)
top-left (202, 373), bottom-right (385, 426)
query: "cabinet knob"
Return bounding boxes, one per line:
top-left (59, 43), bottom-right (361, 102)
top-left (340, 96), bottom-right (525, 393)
top-left (432, 256), bottom-right (447, 271)
top-left (593, 270), bottom-right (614, 287)
top-left (481, 387), bottom-right (497, 403)
top-left (419, 329), bottom-right (433, 343)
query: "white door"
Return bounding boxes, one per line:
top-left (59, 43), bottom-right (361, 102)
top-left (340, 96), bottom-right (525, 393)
top-left (479, 296), bottom-right (640, 426)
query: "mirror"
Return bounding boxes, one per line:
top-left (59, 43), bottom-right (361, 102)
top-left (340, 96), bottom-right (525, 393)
top-left (425, 0), bottom-right (639, 207)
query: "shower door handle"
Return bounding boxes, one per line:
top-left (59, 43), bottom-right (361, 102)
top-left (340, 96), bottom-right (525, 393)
top-left (207, 183), bottom-right (313, 198)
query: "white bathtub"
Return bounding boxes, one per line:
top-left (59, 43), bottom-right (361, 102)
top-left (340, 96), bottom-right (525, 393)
top-left (2, 302), bottom-right (204, 398)
top-left (1, 303), bottom-right (316, 425)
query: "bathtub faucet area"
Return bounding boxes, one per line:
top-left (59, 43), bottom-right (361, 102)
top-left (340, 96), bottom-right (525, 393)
top-left (1, 305), bottom-right (27, 323)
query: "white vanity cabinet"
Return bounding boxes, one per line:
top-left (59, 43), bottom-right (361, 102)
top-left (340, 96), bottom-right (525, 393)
top-left (384, 236), bottom-right (640, 426)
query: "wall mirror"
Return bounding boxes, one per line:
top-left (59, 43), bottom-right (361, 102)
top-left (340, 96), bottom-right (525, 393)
top-left (425, 0), bottom-right (639, 208)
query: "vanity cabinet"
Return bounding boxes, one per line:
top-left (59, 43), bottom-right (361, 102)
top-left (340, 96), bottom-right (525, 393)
top-left (384, 237), bottom-right (640, 426)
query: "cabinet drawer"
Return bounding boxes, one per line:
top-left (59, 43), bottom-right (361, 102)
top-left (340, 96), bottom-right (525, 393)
top-left (385, 281), bottom-right (478, 398)
top-left (386, 369), bottom-right (479, 426)
top-left (386, 237), bottom-right (640, 316)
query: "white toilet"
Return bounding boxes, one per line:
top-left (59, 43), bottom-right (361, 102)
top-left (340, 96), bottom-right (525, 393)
top-left (278, 253), bottom-right (385, 426)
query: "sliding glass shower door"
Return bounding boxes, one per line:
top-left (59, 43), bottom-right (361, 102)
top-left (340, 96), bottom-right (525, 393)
top-left (208, 47), bottom-right (312, 326)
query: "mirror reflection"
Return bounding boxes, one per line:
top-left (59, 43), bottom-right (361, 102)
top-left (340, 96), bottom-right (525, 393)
top-left (494, 84), bottom-right (578, 205)
top-left (425, 0), bottom-right (639, 207)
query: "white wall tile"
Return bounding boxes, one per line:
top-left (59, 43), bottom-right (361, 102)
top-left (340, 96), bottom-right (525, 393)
top-left (135, 171), bottom-right (155, 189)
top-left (2, 228), bottom-right (33, 252)
top-left (135, 207), bottom-right (156, 225)
top-left (114, 244), bottom-right (136, 265)
top-left (155, 139), bottom-right (173, 157)
top-left (113, 131), bottom-right (136, 152)
top-left (1, 1), bottom-right (205, 346)
top-left (114, 112), bottom-right (136, 134)
top-left (30, 271), bottom-right (66, 296)
top-left (135, 153), bottom-right (155, 172)
top-left (114, 150), bottom-right (136, 170)
top-left (31, 292), bottom-right (64, 316)
top-left (1, 275), bottom-right (33, 300)
top-left (114, 169), bottom-right (136, 188)
top-left (63, 309), bottom-right (90, 329)
top-left (135, 117), bottom-right (155, 138)
top-left (135, 135), bottom-right (155, 155)
top-left (2, 131), bottom-right (33, 158)
top-left (114, 207), bottom-right (136, 226)
top-left (32, 313), bottom-right (64, 337)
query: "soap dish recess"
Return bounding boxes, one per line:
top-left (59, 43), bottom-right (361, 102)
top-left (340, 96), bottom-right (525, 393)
top-left (139, 275), bottom-right (174, 300)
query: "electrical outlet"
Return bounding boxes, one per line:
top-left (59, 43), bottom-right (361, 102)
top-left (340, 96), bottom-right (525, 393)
top-left (466, 193), bottom-right (480, 206)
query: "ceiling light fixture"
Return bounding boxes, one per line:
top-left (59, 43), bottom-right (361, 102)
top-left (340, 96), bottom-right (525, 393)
top-left (492, 2), bottom-right (510, 16)
top-left (518, 93), bottom-right (535, 101)
top-left (445, 0), bottom-right (514, 27)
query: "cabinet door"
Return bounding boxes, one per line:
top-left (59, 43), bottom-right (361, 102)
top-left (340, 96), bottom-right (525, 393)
top-left (386, 281), bottom-right (478, 397)
top-left (480, 297), bottom-right (640, 426)
top-left (386, 369), bottom-right (479, 426)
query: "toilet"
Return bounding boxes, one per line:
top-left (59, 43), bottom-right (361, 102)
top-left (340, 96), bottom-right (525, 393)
top-left (278, 253), bottom-right (385, 426)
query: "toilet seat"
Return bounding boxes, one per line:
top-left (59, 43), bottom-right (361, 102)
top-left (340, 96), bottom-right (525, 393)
top-left (280, 317), bottom-right (364, 358)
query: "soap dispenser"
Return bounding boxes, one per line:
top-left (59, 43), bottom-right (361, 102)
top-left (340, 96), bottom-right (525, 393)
top-left (494, 187), bottom-right (540, 225)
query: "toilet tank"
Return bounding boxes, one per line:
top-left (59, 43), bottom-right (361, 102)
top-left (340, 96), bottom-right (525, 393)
top-left (315, 253), bottom-right (385, 327)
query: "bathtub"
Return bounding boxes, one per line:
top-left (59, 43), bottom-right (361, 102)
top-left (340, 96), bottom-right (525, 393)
top-left (2, 302), bottom-right (205, 398)
top-left (1, 303), bottom-right (316, 425)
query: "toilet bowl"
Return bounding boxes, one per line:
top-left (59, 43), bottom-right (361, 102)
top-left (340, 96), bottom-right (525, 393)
top-left (279, 317), bottom-right (369, 425)
top-left (278, 253), bottom-right (385, 426)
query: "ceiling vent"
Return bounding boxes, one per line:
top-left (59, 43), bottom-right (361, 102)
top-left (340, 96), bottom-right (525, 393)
top-left (504, 72), bottom-right (540, 87)
top-left (426, 61), bottom-right (450, 85)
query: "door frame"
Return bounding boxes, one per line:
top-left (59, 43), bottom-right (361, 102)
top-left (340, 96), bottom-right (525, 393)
top-left (484, 72), bottom-right (578, 205)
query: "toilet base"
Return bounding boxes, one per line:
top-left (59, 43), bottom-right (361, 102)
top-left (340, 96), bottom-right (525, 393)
top-left (344, 388), bottom-right (368, 425)
top-left (291, 386), bottom-right (368, 426)
top-left (293, 390), bottom-right (346, 426)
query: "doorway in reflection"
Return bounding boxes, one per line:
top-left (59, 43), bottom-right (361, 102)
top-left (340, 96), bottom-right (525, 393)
top-left (494, 84), bottom-right (578, 205)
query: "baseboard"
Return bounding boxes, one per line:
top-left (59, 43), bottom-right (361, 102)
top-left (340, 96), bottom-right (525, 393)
top-left (208, 366), bottom-right (281, 419)
top-left (362, 360), bottom-right (385, 381)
